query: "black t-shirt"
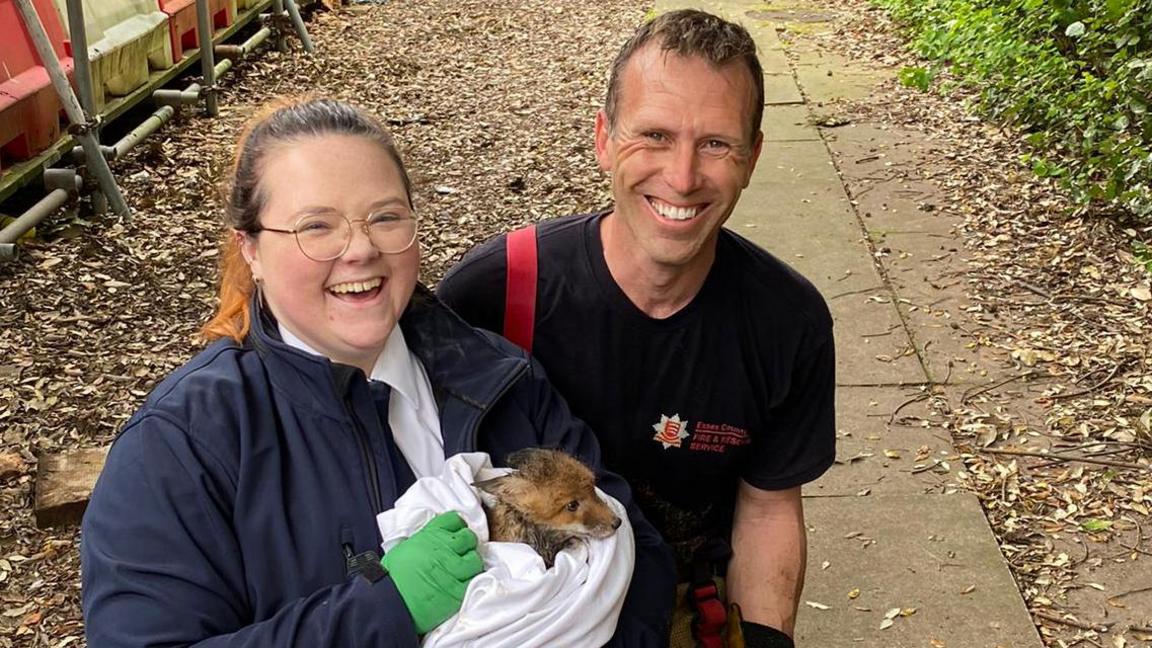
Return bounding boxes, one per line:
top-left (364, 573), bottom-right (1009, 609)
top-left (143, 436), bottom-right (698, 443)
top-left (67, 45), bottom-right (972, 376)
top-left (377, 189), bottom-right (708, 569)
top-left (439, 212), bottom-right (835, 559)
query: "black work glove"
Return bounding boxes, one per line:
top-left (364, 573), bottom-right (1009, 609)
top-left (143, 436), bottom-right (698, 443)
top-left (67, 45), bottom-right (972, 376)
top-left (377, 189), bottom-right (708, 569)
top-left (740, 620), bottom-right (796, 648)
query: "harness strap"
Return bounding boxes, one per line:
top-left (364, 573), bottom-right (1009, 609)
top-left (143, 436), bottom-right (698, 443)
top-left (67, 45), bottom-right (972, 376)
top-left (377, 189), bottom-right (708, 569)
top-left (691, 583), bottom-right (728, 648)
top-left (689, 537), bottom-right (733, 647)
top-left (503, 225), bottom-right (538, 352)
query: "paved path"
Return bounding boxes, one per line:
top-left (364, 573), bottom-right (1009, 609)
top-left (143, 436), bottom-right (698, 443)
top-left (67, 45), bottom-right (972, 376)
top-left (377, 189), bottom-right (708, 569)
top-left (655, 1), bottom-right (1045, 646)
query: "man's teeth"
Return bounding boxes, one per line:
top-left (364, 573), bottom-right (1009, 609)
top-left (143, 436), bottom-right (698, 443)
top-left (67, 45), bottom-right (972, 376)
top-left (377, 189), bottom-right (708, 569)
top-left (329, 278), bottom-right (383, 294)
top-left (651, 200), bottom-right (699, 221)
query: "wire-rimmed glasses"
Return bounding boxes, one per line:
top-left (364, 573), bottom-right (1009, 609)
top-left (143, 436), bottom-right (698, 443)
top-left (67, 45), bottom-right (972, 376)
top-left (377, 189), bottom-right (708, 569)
top-left (257, 210), bottom-right (418, 261)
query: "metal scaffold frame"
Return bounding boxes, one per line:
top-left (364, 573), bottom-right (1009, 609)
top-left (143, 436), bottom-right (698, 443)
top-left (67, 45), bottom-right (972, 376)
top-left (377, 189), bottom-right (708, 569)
top-left (0, 0), bottom-right (317, 260)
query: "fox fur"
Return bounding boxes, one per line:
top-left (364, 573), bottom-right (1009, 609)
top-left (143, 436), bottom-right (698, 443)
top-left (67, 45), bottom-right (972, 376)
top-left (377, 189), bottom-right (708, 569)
top-left (474, 448), bottom-right (622, 567)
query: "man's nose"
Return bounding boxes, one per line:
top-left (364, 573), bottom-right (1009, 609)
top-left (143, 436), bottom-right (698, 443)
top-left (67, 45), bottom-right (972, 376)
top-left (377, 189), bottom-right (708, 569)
top-left (664, 143), bottom-right (702, 195)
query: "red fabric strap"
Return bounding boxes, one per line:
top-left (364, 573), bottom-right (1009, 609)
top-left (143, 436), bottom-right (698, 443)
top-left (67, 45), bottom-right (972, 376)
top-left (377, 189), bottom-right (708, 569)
top-left (692, 583), bottom-right (728, 648)
top-left (503, 225), bottom-right (538, 352)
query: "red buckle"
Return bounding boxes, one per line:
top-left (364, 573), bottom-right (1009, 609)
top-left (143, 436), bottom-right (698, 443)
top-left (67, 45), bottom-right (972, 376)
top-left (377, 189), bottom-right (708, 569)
top-left (691, 583), bottom-right (727, 648)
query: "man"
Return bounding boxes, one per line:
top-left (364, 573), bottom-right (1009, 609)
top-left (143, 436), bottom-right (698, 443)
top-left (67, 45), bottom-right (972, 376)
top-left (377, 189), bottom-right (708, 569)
top-left (439, 10), bottom-right (835, 647)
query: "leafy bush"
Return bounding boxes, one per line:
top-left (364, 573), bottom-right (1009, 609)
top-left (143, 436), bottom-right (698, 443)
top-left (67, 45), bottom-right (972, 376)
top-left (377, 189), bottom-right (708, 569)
top-left (871, 0), bottom-right (1152, 220)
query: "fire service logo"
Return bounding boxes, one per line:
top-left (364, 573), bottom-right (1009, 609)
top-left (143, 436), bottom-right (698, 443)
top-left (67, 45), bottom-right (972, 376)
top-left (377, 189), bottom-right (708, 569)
top-left (652, 414), bottom-right (690, 449)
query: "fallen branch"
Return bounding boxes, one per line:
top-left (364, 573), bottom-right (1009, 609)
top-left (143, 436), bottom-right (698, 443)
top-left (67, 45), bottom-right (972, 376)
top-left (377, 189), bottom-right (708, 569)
top-left (888, 392), bottom-right (931, 424)
top-left (961, 371), bottom-right (1038, 404)
top-left (1043, 362), bottom-right (1123, 402)
top-left (1031, 609), bottom-right (1111, 633)
top-left (1107, 585), bottom-right (1152, 603)
top-left (979, 447), bottom-right (1149, 471)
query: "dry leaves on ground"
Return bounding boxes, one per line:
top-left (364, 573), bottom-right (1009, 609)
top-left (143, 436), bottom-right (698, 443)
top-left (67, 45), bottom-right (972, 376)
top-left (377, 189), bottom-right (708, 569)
top-left (0, 2), bottom-right (638, 645)
top-left (810, 2), bottom-right (1152, 646)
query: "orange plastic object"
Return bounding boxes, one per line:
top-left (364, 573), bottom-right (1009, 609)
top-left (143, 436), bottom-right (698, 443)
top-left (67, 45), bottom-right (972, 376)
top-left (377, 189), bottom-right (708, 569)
top-left (157, 0), bottom-right (234, 62)
top-left (0, 0), bottom-right (74, 171)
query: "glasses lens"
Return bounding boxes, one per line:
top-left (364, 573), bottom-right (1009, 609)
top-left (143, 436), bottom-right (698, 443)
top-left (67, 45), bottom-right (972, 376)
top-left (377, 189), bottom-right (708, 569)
top-left (366, 212), bottom-right (417, 253)
top-left (295, 213), bottom-right (350, 261)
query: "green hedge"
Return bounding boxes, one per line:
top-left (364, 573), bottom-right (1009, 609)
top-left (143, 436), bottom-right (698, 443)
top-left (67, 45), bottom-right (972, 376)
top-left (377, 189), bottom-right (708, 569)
top-left (872, 0), bottom-right (1152, 220)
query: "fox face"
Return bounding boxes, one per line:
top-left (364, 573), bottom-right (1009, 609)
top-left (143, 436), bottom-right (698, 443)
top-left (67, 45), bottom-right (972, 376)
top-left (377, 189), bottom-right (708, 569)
top-left (474, 448), bottom-right (622, 565)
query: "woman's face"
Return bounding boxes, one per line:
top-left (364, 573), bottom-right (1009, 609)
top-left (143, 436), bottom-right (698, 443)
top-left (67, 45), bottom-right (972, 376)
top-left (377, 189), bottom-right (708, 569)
top-left (239, 134), bottom-right (419, 374)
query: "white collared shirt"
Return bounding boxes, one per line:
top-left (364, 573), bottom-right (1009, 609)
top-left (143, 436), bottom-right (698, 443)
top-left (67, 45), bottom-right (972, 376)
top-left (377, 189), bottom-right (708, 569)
top-left (279, 323), bottom-right (445, 478)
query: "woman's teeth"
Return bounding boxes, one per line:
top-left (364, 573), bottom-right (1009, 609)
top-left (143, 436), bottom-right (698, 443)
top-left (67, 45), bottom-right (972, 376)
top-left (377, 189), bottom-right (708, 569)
top-left (329, 278), bottom-right (383, 294)
top-left (650, 199), bottom-right (699, 221)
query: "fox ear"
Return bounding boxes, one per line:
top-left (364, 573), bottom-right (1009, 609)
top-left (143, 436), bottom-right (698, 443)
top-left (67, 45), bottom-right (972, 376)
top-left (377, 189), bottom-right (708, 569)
top-left (473, 473), bottom-right (531, 504)
top-left (472, 475), bottom-right (507, 495)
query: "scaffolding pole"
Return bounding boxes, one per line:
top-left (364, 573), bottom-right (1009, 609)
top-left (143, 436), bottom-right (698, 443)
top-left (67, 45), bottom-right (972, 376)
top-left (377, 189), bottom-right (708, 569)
top-left (63, 0), bottom-right (107, 215)
top-left (271, 0), bottom-right (288, 52)
top-left (12, 0), bottom-right (130, 218)
top-left (284, 0), bottom-right (313, 53)
top-left (196, 0), bottom-right (219, 116)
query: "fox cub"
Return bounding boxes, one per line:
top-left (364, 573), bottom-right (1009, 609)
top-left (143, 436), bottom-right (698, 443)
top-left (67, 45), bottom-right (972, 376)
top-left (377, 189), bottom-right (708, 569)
top-left (474, 448), bottom-right (622, 567)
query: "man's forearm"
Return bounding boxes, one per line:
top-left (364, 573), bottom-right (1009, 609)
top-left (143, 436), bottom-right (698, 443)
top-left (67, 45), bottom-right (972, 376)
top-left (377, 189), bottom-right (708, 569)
top-left (726, 484), bottom-right (807, 637)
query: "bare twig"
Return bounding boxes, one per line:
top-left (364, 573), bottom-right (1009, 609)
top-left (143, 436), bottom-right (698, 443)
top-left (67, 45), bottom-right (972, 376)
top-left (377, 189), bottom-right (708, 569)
top-left (889, 392), bottom-right (930, 424)
top-left (1043, 362), bottom-right (1123, 402)
top-left (1031, 609), bottom-right (1111, 633)
top-left (979, 447), bottom-right (1149, 471)
top-left (961, 371), bottom-right (1037, 404)
top-left (1106, 585), bottom-right (1152, 603)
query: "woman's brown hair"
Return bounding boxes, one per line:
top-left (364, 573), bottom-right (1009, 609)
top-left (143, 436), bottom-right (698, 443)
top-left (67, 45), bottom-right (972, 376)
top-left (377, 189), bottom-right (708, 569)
top-left (201, 97), bottom-right (413, 342)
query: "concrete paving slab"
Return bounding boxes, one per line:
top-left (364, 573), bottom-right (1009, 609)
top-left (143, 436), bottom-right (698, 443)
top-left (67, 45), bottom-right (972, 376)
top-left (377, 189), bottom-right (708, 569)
top-left (830, 297), bottom-right (924, 386)
top-left (736, 156), bottom-right (927, 385)
top-left (744, 22), bottom-right (786, 51)
top-left (798, 494), bottom-right (1044, 647)
top-left (792, 49), bottom-right (892, 105)
top-left (764, 72), bottom-right (804, 105)
top-left (763, 105), bottom-right (820, 141)
top-left (752, 139), bottom-right (841, 184)
top-left (820, 123), bottom-right (1025, 385)
top-left (807, 386), bottom-right (959, 498)
top-left (757, 46), bottom-right (792, 75)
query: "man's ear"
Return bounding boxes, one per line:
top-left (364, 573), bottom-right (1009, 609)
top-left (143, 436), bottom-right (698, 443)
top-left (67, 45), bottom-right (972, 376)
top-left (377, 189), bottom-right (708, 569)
top-left (743, 130), bottom-right (764, 189)
top-left (593, 109), bottom-right (613, 173)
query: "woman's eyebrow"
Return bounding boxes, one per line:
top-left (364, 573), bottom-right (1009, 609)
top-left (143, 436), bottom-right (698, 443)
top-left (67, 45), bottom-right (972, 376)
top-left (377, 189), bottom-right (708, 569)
top-left (367, 198), bottom-right (411, 210)
top-left (290, 205), bottom-right (339, 217)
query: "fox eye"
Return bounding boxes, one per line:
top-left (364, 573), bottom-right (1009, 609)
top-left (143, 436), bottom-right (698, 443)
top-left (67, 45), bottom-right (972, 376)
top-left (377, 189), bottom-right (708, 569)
top-left (565, 500), bottom-right (580, 512)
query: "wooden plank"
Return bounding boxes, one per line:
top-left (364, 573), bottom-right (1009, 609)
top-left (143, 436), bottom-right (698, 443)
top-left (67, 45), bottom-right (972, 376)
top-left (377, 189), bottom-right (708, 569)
top-left (33, 446), bottom-right (108, 529)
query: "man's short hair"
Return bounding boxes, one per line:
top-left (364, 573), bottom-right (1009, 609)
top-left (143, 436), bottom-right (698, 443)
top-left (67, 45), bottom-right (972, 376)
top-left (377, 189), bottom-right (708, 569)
top-left (604, 9), bottom-right (764, 142)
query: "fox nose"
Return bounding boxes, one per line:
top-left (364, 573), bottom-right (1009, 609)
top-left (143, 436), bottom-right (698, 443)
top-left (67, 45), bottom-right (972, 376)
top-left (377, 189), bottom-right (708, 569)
top-left (612, 517), bottom-right (622, 530)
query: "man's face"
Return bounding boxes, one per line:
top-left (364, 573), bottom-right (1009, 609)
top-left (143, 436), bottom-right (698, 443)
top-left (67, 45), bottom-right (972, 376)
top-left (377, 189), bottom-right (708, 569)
top-left (595, 45), bottom-right (762, 273)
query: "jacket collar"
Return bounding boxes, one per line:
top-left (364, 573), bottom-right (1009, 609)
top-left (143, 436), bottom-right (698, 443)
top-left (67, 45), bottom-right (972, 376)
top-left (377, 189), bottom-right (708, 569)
top-left (246, 284), bottom-right (528, 419)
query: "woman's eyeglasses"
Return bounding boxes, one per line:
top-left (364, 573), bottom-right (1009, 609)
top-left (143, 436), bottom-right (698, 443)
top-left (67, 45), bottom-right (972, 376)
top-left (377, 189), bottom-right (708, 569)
top-left (257, 211), bottom-right (418, 261)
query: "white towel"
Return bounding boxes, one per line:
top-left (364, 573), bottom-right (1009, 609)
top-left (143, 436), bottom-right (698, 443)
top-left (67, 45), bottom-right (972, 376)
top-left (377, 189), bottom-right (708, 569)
top-left (376, 452), bottom-right (636, 648)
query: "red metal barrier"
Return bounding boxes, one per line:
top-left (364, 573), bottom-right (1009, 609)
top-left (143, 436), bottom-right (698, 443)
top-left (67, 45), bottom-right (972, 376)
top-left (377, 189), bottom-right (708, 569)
top-left (0, 0), bottom-right (73, 173)
top-left (158, 0), bottom-right (235, 62)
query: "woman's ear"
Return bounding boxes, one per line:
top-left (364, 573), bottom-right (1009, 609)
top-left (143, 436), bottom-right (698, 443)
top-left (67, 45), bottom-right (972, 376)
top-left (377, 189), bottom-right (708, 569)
top-left (234, 229), bottom-right (262, 282)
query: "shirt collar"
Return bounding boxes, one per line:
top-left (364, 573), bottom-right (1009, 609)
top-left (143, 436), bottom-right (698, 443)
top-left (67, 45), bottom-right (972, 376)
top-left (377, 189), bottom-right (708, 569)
top-left (277, 323), bottom-right (421, 410)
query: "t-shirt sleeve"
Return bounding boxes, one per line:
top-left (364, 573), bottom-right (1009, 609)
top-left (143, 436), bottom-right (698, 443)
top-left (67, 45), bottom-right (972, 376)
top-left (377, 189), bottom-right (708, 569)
top-left (743, 331), bottom-right (836, 491)
top-left (436, 234), bottom-right (509, 334)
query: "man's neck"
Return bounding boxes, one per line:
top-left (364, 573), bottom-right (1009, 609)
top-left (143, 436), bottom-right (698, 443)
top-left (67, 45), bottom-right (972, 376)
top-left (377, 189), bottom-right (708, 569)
top-left (599, 213), bottom-right (715, 319)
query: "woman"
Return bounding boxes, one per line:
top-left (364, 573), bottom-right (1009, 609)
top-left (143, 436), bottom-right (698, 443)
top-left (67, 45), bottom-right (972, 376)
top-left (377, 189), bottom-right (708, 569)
top-left (80, 98), bottom-right (675, 646)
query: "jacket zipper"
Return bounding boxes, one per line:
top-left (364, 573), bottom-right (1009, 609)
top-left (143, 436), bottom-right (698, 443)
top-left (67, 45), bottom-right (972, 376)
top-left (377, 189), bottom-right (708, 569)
top-left (345, 396), bottom-right (384, 516)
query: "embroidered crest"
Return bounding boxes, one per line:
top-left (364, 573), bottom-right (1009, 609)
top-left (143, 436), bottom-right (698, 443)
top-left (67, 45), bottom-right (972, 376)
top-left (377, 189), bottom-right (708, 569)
top-left (652, 414), bottom-right (690, 449)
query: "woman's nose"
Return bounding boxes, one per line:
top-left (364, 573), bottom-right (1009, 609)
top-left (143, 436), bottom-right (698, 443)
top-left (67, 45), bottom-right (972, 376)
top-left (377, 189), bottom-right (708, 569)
top-left (342, 220), bottom-right (380, 259)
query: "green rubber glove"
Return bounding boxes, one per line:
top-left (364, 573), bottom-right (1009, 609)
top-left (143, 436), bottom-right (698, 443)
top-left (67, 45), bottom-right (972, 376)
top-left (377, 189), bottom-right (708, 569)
top-left (381, 511), bottom-right (484, 634)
